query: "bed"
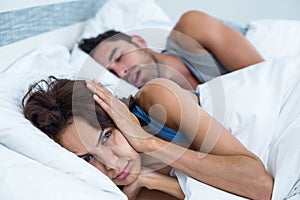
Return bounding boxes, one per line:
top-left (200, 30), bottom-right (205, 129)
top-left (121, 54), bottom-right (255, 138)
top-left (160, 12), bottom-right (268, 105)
top-left (1, 0), bottom-right (300, 199)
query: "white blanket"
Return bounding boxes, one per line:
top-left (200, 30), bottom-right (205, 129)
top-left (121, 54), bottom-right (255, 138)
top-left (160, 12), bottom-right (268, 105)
top-left (172, 55), bottom-right (300, 200)
top-left (246, 19), bottom-right (300, 60)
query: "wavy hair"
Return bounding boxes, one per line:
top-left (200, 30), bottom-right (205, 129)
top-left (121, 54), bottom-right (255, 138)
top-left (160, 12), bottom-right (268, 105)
top-left (22, 76), bottom-right (115, 140)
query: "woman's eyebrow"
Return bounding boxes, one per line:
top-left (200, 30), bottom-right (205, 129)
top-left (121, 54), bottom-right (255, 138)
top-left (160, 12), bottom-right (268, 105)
top-left (96, 129), bottom-right (104, 147)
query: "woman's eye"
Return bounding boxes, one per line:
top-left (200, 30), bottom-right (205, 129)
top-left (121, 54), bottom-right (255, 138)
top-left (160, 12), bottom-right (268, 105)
top-left (102, 130), bottom-right (112, 143)
top-left (79, 154), bottom-right (93, 162)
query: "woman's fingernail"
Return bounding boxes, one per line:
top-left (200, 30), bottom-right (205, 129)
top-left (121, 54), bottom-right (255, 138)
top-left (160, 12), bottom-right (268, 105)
top-left (93, 94), bottom-right (100, 100)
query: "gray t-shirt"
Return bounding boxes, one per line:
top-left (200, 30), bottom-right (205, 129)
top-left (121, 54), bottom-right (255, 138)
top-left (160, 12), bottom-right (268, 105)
top-left (162, 39), bottom-right (228, 83)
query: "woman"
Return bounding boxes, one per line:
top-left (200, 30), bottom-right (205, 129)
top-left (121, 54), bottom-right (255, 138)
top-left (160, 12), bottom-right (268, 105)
top-left (22, 76), bottom-right (273, 200)
top-left (22, 76), bottom-right (183, 200)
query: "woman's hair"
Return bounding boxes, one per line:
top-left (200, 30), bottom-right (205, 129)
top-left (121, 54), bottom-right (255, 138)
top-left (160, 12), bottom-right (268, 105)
top-left (22, 76), bottom-right (115, 140)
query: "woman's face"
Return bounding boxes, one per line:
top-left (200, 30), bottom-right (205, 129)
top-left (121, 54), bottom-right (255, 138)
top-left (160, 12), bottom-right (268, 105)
top-left (57, 117), bottom-right (141, 186)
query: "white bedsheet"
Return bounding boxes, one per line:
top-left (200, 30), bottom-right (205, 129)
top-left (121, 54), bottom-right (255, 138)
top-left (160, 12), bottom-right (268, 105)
top-left (246, 19), bottom-right (300, 60)
top-left (172, 55), bottom-right (300, 200)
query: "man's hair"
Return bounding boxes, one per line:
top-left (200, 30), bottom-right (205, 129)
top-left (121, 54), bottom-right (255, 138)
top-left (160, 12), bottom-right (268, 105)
top-left (79, 30), bottom-right (132, 55)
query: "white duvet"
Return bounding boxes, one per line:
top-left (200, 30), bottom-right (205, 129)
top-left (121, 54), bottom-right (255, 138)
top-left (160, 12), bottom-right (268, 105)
top-left (173, 55), bottom-right (300, 200)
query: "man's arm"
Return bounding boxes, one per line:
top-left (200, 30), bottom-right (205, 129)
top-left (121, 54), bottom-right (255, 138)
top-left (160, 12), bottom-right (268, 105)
top-left (171, 10), bottom-right (264, 71)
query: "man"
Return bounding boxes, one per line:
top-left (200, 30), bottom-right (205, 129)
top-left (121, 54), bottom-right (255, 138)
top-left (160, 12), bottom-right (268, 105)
top-left (79, 10), bottom-right (264, 90)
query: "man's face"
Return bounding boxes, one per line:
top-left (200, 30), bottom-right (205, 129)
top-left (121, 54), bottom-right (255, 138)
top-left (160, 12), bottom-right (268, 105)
top-left (92, 39), bottom-right (159, 88)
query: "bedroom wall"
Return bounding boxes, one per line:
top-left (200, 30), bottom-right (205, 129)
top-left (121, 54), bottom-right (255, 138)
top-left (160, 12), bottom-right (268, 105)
top-left (156, 0), bottom-right (300, 26)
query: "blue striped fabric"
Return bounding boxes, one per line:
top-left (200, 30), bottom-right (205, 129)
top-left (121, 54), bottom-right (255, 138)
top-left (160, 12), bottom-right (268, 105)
top-left (0, 0), bottom-right (107, 47)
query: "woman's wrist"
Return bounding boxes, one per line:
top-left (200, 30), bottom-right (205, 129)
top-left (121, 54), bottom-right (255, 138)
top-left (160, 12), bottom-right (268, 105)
top-left (138, 136), bottom-right (162, 153)
top-left (139, 170), bottom-right (160, 190)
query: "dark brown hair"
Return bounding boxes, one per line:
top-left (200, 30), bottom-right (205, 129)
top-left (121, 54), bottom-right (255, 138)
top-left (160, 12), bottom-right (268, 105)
top-left (79, 30), bottom-right (132, 55)
top-left (22, 76), bottom-right (115, 140)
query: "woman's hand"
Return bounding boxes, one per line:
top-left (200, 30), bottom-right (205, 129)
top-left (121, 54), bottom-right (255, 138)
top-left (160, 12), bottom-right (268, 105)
top-left (85, 80), bottom-right (152, 152)
top-left (122, 176), bottom-right (143, 200)
top-left (121, 168), bottom-right (154, 200)
top-left (123, 168), bottom-right (184, 200)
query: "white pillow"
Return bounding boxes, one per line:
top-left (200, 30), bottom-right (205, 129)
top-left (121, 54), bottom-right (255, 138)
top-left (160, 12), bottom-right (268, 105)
top-left (80, 0), bottom-right (173, 39)
top-left (0, 145), bottom-right (123, 200)
top-left (0, 46), bottom-right (126, 200)
top-left (3, 45), bottom-right (73, 74)
top-left (71, 0), bottom-right (174, 97)
top-left (246, 19), bottom-right (300, 60)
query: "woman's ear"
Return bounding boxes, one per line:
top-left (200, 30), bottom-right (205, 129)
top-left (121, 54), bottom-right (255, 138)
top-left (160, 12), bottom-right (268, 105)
top-left (131, 35), bottom-right (147, 48)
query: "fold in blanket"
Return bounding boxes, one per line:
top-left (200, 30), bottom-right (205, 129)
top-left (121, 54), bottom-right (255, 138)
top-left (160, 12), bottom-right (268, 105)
top-left (173, 55), bottom-right (300, 199)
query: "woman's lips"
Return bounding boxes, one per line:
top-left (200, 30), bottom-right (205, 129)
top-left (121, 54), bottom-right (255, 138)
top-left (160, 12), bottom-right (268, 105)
top-left (115, 162), bottom-right (130, 180)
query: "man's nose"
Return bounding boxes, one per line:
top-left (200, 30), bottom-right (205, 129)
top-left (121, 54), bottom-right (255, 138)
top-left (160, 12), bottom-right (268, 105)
top-left (119, 67), bottom-right (129, 78)
top-left (110, 63), bottom-right (129, 78)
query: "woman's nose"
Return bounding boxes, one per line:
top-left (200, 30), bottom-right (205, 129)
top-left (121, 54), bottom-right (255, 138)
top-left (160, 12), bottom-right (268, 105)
top-left (101, 154), bottom-right (119, 171)
top-left (105, 164), bottom-right (113, 171)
